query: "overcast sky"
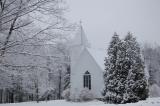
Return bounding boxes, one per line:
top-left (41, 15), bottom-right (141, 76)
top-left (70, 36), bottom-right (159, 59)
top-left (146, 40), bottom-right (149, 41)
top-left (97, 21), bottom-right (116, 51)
top-left (66, 0), bottom-right (160, 49)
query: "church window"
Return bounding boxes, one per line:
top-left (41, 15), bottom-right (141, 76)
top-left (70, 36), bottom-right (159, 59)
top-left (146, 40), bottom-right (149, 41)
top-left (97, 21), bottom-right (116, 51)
top-left (83, 71), bottom-right (91, 90)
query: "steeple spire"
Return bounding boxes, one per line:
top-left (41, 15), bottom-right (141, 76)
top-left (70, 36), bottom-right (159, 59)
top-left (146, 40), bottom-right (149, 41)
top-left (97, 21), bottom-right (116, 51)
top-left (80, 20), bottom-right (83, 45)
top-left (71, 21), bottom-right (90, 48)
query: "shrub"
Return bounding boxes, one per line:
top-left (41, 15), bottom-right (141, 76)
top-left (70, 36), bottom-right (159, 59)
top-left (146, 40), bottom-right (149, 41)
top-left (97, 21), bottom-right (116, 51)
top-left (149, 84), bottom-right (160, 97)
top-left (79, 88), bottom-right (94, 102)
top-left (62, 88), bottom-right (70, 101)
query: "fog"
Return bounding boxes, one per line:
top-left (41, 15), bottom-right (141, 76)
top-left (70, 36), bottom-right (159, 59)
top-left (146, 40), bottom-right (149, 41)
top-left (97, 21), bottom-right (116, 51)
top-left (66, 0), bottom-right (160, 49)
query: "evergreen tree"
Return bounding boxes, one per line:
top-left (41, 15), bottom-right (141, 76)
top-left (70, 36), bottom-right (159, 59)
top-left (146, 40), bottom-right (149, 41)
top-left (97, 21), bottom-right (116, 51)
top-left (148, 64), bottom-right (157, 86)
top-left (103, 32), bottom-right (148, 104)
top-left (103, 32), bottom-right (122, 103)
top-left (122, 32), bottom-right (148, 103)
top-left (63, 65), bottom-right (70, 90)
top-left (143, 45), bottom-right (159, 86)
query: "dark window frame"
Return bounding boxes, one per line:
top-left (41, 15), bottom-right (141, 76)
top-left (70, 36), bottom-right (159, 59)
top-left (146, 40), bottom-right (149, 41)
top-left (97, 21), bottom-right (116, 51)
top-left (83, 71), bottom-right (91, 90)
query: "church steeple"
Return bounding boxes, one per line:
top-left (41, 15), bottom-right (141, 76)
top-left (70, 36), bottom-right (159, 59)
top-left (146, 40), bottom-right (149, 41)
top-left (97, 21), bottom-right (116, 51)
top-left (71, 22), bottom-right (90, 48)
top-left (69, 22), bottom-right (90, 70)
top-left (80, 21), bottom-right (83, 45)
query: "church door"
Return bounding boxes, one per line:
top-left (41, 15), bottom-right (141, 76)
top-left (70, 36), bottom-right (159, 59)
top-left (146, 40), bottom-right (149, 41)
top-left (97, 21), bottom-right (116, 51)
top-left (83, 71), bottom-right (91, 90)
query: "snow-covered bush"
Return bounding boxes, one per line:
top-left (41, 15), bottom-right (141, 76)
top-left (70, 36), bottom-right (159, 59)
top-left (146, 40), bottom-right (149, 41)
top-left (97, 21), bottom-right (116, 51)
top-left (62, 88), bottom-right (70, 101)
top-left (149, 84), bottom-right (160, 97)
top-left (40, 88), bottom-right (59, 101)
top-left (79, 88), bottom-right (94, 102)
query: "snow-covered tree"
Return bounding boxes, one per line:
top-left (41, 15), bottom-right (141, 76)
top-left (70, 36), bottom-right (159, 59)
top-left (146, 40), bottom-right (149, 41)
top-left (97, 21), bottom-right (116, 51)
top-left (122, 33), bottom-right (148, 103)
top-left (0, 0), bottom-right (74, 103)
top-left (143, 44), bottom-right (160, 97)
top-left (63, 65), bottom-right (70, 90)
top-left (103, 32), bottom-right (122, 103)
top-left (104, 32), bottom-right (148, 104)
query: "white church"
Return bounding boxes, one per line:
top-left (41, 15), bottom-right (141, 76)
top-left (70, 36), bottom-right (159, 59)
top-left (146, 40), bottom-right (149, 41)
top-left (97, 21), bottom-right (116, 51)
top-left (69, 24), bottom-right (105, 99)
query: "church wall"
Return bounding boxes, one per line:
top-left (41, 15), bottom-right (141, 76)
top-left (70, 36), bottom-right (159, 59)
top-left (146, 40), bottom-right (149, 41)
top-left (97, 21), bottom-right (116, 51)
top-left (70, 49), bottom-right (104, 100)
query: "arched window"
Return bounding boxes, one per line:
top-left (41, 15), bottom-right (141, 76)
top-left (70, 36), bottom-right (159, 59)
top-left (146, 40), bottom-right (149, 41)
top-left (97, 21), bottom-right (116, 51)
top-left (83, 71), bottom-right (91, 90)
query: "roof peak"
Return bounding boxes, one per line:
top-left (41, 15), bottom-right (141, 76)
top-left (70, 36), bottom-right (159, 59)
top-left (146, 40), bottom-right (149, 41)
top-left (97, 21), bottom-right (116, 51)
top-left (71, 24), bottom-right (90, 47)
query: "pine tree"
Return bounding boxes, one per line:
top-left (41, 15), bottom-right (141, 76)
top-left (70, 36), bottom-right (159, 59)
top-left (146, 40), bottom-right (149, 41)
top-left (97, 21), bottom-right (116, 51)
top-left (122, 32), bottom-right (148, 103)
top-left (143, 45), bottom-right (158, 86)
top-left (148, 64), bottom-right (157, 86)
top-left (103, 32), bottom-right (122, 103)
top-left (63, 65), bottom-right (70, 90)
top-left (103, 32), bottom-right (148, 104)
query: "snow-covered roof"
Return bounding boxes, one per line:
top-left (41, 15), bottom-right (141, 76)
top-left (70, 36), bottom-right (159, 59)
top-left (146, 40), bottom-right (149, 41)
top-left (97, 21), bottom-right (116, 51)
top-left (69, 25), bottom-right (90, 47)
top-left (69, 24), bottom-right (106, 71)
top-left (87, 48), bottom-right (106, 71)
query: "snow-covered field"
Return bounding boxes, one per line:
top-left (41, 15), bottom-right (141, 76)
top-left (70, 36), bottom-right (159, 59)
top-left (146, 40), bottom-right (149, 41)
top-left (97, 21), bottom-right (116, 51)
top-left (0, 98), bottom-right (160, 106)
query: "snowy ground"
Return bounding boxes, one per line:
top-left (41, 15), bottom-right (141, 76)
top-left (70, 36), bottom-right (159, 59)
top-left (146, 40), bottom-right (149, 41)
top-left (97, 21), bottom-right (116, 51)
top-left (0, 98), bottom-right (160, 106)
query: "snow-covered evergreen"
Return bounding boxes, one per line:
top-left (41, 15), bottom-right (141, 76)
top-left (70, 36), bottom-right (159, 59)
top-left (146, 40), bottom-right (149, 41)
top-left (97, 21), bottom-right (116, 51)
top-left (122, 33), bottom-right (148, 103)
top-left (103, 32), bottom-right (122, 103)
top-left (103, 32), bottom-right (148, 104)
top-left (143, 44), bottom-right (160, 97)
top-left (63, 65), bottom-right (70, 90)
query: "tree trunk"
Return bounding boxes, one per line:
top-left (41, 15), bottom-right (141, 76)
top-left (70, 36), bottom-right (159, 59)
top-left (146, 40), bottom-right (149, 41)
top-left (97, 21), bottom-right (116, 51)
top-left (58, 69), bottom-right (62, 99)
top-left (0, 89), bottom-right (2, 103)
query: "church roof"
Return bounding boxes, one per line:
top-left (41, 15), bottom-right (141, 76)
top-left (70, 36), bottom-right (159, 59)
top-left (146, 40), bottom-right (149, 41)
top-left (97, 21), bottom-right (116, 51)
top-left (70, 24), bottom-right (90, 47)
top-left (87, 48), bottom-right (106, 71)
top-left (70, 24), bottom-right (106, 71)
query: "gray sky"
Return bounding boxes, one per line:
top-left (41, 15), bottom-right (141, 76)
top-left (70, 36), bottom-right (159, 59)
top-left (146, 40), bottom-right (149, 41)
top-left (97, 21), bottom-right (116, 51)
top-left (66, 0), bottom-right (160, 49)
